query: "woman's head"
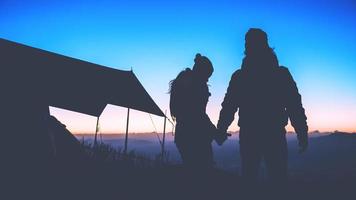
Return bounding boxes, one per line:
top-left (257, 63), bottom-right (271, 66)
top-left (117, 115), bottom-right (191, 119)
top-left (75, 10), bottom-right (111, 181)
top-left (192, 53), bottom-right (214, 82)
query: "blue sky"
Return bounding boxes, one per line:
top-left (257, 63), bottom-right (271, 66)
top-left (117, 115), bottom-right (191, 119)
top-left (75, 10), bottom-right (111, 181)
top-left (1, 0), bottom-right (355, 132)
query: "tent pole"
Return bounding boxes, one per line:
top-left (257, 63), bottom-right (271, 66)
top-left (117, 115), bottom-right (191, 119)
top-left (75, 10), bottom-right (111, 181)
top-left (94, 117), bottom-right (99, 146)
top-left (124, 108), bottom-right (130, 154)
top-left (161, 110), bottom-right (167, 161)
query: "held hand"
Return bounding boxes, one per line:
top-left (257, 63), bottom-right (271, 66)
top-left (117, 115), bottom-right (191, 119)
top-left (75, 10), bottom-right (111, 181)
top-left (214, 129), bottom-right (231, 146)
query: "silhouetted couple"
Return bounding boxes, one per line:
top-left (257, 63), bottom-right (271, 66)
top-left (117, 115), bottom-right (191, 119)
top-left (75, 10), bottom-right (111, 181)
top-left (169, 28), bottom-right (308, 187)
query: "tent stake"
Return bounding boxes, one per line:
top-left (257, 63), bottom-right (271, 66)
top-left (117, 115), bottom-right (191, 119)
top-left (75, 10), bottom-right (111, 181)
top-left (94, 117), bottom-right (99, 146)
top-left (124, 108), bottom-right (130, 154)
top-left (161, 110), bottom-right (167, 161)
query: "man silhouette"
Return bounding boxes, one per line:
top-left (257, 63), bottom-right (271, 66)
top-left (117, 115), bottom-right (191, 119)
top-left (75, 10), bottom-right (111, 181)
top-left (217, 28), bottom-right (308, 186)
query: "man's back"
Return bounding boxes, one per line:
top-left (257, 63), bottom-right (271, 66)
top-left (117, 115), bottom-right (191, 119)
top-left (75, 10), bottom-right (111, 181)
top-left (242, 67), bottom-right (301, 126)
top-left (218, 65), bottom-right (307, 134)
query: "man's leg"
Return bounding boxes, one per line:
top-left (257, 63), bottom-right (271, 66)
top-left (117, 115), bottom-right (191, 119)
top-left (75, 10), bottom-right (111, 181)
top-left (264, 129), bottom-right (288, 186)
top-left (239, 131), bottom-right (262, 185)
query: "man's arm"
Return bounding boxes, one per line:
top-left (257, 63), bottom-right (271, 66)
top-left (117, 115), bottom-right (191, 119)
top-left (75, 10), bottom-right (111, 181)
top-left (217, 70), bottom-right (241, 133)
top-left (281, 67), bottom-right (308, 152)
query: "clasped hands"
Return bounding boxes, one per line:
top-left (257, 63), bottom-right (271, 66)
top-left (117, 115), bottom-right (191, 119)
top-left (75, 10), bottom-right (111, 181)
top-left (214, 128), bottom-right (231, 146)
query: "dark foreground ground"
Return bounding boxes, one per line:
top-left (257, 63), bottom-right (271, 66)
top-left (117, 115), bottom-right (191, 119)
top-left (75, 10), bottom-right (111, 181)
top-left (3, 132), bottom-right (356, 200)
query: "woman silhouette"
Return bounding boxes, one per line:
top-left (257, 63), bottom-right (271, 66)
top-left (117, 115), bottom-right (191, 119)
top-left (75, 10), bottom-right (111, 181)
top-left (169, 53), bottom-right (216, 169)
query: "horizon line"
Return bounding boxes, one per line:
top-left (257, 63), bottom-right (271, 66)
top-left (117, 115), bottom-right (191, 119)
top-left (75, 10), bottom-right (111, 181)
top-left (72, 130), bottom-right (356, 135)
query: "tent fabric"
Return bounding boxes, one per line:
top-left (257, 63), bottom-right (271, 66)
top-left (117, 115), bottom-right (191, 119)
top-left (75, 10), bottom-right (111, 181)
top-left (1, 38), bottom-right (165, 117)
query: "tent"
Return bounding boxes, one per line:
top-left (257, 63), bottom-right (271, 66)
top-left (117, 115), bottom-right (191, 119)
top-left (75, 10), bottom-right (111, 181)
top-left (1, 38), bottom-right (164, 117)
top-left (1, 38), bottom-right (166, 153)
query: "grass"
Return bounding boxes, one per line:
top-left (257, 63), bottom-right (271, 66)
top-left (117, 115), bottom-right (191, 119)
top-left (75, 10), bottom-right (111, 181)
top-left (19, 136), bottom-right (354, 200)
top-left (80, 140), bottom-right (171, 169)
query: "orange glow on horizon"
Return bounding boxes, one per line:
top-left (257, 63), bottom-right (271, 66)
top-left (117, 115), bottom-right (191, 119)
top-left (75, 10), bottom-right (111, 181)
top-left (50, 101), bottom-right (356, 134)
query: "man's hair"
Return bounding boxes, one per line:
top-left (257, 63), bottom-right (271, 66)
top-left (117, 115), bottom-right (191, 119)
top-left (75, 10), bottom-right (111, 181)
top-left (242, 28), bottom-right (279, 70)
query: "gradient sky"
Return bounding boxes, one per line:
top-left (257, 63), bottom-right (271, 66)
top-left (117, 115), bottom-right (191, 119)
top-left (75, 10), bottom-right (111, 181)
top-left (1, 0), bottom-right (355, 133)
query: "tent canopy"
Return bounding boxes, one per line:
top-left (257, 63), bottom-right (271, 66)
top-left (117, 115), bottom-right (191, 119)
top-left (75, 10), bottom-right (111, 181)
top-left (1, 38), bottom-right (165, 117)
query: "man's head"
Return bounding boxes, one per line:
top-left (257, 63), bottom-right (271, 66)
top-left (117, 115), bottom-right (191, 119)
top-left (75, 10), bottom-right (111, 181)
top-left (192, 53), bottom-right (214, 82)
top-left (244, 28), bottom-right (270, 56)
